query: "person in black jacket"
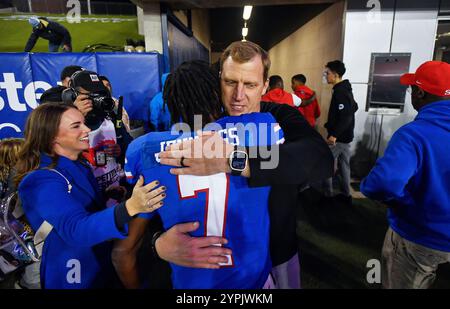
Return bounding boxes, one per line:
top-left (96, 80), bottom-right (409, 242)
top-left (152, 41), bottom-right (334, 289)
top-left (323, 60), bottom-right (358, 200)
top-left (24, 17), bottom-right (72, 52)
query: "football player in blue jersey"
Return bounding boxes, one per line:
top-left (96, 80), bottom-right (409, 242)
top-left (113, 60), bottom-right (282, 288)
top-left (154, 41), bottom-right (334, 289)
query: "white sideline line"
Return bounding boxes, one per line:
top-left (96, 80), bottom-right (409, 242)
top-left (0, 14), bottom-right (136, 23)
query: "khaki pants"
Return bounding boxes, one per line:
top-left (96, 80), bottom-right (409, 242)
top-left (382, 227), bottom-right (450, 289)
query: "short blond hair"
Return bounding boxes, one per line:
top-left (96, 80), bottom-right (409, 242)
top-left (220, 41), bottom-right (271, 81)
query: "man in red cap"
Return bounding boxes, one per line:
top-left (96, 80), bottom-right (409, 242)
top-left (361, 61), bottom-right (450, 288)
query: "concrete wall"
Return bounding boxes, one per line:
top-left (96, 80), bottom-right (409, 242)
top-left (268, 1), bottom-right (345, 137)
top-left (268, 0), bottom-right (439, 178)
top-left (173, 9), bottom-right (211, 51)
top-left (139, 2), bottom-right (163, 53)
top-left (343, 0), bottom-right (439, 177)
top-left (191, 9), bottom-right (211, 51)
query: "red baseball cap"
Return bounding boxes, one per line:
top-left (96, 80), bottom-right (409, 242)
top-left (400, 61), bottom-right (450, 97)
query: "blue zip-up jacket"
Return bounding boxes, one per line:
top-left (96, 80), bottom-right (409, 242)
top-left (361, 100), bottom-right (450, 252)
top-left (18, 154), bottom-right (127, 288)
top-left (149, 73), bottom-right (171, 131)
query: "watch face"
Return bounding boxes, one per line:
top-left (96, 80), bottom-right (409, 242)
top-left (231, 151), bottom-right (247, 171)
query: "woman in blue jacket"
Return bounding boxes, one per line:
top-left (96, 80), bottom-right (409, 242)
top-left (16, 103), bottom-right (166, 289)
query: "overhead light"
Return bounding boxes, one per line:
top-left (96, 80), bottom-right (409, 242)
top-left (242, 27), bottom-right (248, 37)
top-left (438, 32), bottom-right (450, 38)
top-left (243, 6), bottom-right (252, 20)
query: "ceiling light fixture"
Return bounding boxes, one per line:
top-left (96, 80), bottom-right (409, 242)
top-left (243, 6), bottom-right (253, 20)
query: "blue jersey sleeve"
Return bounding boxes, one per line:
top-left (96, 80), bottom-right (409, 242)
top-left (124, 143), bottom-right (141, 185)
top-left (215, 112), bottom-right (284, 147)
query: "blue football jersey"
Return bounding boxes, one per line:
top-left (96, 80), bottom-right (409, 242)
top-left (125, 113), bottom-right (284, 289)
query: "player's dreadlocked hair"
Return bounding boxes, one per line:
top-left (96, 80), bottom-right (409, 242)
top-left (163, 60), bottom-right (223, 128)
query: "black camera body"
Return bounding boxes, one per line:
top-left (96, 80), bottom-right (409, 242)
top-left (84, 92), bottom-right (117, 129)
top-left (60, 70), bottom-right (117, 129)
top-left (61, 88), bottom-right (116, 129)
top-left (61, 88), bottom-right (115, 113)
top-left (88, 91), bottom-right (115, 113)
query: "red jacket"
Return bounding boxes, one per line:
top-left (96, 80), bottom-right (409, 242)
top-left (261, 88), bottom-right (301, 108)
top-left (294, 85), bottom-right (320, 127)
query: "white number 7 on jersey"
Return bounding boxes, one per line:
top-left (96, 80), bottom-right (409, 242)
top-left (177, 173), bottom-right (233, 266)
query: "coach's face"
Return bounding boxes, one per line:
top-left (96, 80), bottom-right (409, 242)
top-left (220, 55), bottom-right (268, 116)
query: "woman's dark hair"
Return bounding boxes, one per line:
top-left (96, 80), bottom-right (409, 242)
top-left (15, 103), bottom-right (78, 186)
top-left (163, 60), bottom-right (223, 128)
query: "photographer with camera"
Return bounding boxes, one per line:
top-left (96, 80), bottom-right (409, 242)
top-left (62, 70), bottom-right (133, 206)
top-left (99, 75), bottom-right (131, 133)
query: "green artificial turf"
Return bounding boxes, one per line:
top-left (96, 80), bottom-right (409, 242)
top-left (0, 13), bottom-right (143, 52)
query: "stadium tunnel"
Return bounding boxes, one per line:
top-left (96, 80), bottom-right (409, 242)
top-left (132, 0), bottom-right (449, 177)
top-left (1, 0), bottom-right (450, 290)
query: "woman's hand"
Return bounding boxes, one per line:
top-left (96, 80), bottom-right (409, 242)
top-left (125, 176), bottom-right (166, 216)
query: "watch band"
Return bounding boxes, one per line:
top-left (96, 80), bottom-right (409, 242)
top-left (231, 167), bottom-right (242, 176)
top-left (231, 145), bottom-right (240, 176)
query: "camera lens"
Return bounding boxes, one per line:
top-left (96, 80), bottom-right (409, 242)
top-left (89, 93), bottom-right (115, 112)
top-left (101, 97), bottom-right (115, 112)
